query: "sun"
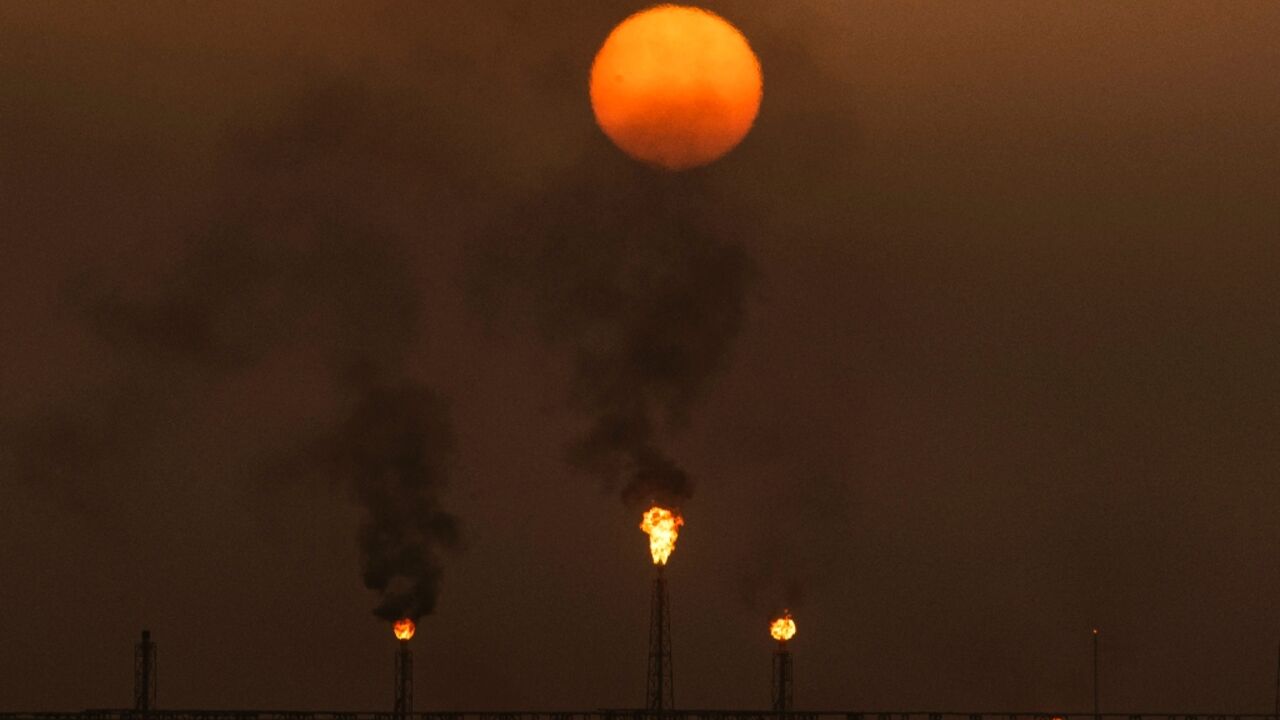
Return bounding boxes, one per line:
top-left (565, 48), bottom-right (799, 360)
top-left (589, 4), bottom-right (763, 171)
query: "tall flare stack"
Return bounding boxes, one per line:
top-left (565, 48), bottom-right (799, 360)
top-left (770, 612), bottom-right (796, 712)
top-left (647, 565), bottom-right (673, 711)
top-left (640, 506), bottom-right (683, 712)
top-left (133, 629), bottom-right (157, 711)
top-left (392, 619), bottom-right (415, 718)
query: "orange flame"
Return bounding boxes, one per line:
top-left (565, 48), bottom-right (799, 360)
top-left (393, 618), bottom-right (415, 641)
top-left (770, 611), bottom-right (796, 642)
top-left (639, 506), bottom-right (684, 565)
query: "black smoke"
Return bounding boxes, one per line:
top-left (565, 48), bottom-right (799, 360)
top-left (13, 75), bottom-right (464, 622)
top-left (478, 161), bottom-right (752, 510)
top-left (336, 384), bottom-right (461, 621)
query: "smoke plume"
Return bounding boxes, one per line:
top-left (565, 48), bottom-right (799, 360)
top-left (13, 75), bottom-right (464, 621)
top-left (336, 384), bottom-right (461, 621)
top-left (480, 161), bottom-right (752, 509)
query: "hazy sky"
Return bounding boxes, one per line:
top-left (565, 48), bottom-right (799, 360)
top-left (2, 1), bottom-right (1279, 713)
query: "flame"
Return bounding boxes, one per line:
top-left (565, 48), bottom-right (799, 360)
top-left (770, 611), bottom-right (796, 642)
top-left (639, 506), bottom-right (684, 565)
top-left (393, 618), bottom-right (415, 641)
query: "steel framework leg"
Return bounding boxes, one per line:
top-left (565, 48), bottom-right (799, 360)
top-left (395, 641), bottom-right (413, 718)
top-left (134, 630), bottom-right (157, 711)
top-left (646, 568), bottom-right (674, 712)
top-left (772, 649), bottom-right (792, 712)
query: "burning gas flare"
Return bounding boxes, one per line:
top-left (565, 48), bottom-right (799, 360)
top-left (393, 618), bottom-right (416, 641)
top-left (770, 611), bottom-right (796, 642)
top-left (639, 506), bottom-right (684, 565)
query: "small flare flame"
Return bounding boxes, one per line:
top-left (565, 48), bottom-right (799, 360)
top-left (393, 618), bottom-right (416, 641)
top-left (639, 506), bottom-right (684, 565)
top-left (770, 611), bottom-right (796, 642)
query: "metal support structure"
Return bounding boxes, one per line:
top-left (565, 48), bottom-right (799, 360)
top-left (772, 644), bottom-right (793, 712)
top-left (394, 640), bottom-right (413, 718)
top-left (646, 565), bottom-right (674, 712)
top-left (1092, 629), bottom-right (1099, 719)
top-left (133, 630), bottom-right (157, 711)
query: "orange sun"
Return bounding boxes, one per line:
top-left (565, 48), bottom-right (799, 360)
top-left (590, 4), bottom-right (763, 171)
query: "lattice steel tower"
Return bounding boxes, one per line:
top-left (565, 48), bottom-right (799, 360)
top-left (394, 640), bottom-right (413, 718)
top-left (134, 630), bottom-right (157, 711)
top-left (771, 641), bottom-right (793, 712)
top-left (646, 565), bottom-right (674, 712)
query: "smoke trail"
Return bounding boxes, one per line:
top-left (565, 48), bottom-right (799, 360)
top-left (480, 162), bottom-right (752, 509)
top-left (336, 383), bottom-right (461, 621)
top-left (226, 78), bottom-right (466, 621)
top-left (25, 76), bottom-right (465, 620)
top-left (735, 470), bottom-right (852, 617)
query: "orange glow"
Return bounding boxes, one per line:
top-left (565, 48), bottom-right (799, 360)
top-left (590, 4), bottom-right (763, 171)
top-left (640, 506), bottom-right (684, 565)
top-left (393, 618), bottom-right (415, 641)
top-left (770, 611), bottom-right (796, 642)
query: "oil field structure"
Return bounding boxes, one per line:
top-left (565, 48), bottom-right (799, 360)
top-left (7, 596), bottom-right (1280, 720)
top-left (9, 629), bottom-right (1280, 720)
top-left (7, 514), bottom-right (1279, 720)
